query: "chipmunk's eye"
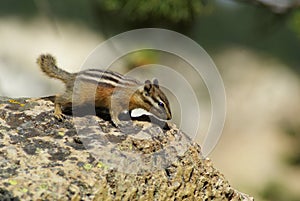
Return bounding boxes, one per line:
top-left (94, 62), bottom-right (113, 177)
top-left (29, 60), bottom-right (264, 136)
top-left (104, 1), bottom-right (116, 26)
top-left (158, 101), bottom-right (164, 107)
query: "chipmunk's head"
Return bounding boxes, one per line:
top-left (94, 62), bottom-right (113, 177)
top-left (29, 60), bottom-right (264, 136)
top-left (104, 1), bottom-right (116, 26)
top-left (135, 79), bottom-right (172, 120)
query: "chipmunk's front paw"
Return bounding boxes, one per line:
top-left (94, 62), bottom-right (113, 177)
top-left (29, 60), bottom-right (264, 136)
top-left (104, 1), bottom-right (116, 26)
top-left (112, 120), bottom-right (133, 128)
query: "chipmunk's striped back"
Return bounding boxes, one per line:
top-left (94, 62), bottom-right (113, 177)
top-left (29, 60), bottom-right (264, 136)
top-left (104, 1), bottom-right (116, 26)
top-left (76, 69), bottom-right (140, 88)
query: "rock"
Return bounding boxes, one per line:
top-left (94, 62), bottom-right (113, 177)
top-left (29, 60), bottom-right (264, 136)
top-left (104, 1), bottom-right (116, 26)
top-left (0, 97), bottom-right (254, 200)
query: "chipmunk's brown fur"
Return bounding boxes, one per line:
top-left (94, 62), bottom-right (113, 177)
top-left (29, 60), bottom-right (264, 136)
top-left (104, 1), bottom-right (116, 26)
top-left (37, 54), bottom-right (171, 126)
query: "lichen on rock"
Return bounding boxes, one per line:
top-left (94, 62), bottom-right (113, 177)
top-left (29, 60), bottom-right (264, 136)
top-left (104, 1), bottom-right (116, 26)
top-left (0, 97), bottom-right (253, 200)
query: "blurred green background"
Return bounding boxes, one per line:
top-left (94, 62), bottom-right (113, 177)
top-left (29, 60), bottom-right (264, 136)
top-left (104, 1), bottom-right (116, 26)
top-left (1, 0), bottom-right (300, 200)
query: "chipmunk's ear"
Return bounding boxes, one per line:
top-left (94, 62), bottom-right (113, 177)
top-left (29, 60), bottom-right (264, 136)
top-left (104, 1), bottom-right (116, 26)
top-left (153, 78), bottom-right (159, 88)
top-left (144, 80), bottom-right (152, 93)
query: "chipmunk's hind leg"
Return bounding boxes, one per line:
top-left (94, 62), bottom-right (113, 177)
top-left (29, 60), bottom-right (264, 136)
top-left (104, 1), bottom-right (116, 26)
top-left (54, 91), bottom-right (72, 120)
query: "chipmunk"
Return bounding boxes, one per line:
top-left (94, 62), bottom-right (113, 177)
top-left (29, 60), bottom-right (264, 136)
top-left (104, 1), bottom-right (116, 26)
top-left (36, 54), bottom-right (172, 126)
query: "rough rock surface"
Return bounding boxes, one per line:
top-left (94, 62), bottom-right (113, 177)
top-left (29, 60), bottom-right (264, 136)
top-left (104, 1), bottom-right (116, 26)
top-left (0, 97), bottom-right (254, 201)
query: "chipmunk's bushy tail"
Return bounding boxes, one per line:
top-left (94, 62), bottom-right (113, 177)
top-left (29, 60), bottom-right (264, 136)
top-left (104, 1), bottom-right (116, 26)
top-left (37, 54), bottom-right (71, 84)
